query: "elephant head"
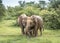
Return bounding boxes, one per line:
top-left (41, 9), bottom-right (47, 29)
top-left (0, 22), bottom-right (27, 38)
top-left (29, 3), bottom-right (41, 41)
top-left (18, 14), bottom-right (27, 26)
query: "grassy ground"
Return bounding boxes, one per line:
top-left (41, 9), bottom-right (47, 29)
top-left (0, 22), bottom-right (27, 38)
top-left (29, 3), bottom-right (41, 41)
top-left (0, 20), bottom-right (60, 43)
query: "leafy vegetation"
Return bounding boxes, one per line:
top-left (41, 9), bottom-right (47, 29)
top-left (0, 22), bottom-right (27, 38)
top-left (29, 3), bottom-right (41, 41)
top-left (0, 0), bottom-right (5, 20)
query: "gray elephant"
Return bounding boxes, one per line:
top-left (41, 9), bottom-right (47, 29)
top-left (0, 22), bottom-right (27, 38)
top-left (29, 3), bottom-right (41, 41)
top-left (31, 15), bottom-right (43, 36)
top-left (18, 14), bottom-right (27, 34)
top-left (24, 15), bottom-right (43, 37)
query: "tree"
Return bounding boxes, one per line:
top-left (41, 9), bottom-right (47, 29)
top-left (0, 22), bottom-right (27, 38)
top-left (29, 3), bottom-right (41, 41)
top-left (26, 1), bottom-right (35, 7)
top-left (18, 1), bottom-right (26, 7)
top-left (39, 0), bottom-right (46, 9)
top-left (0, 0), bottom-right (5, 20)
top-left (49, 0), bottom-right (60, 9)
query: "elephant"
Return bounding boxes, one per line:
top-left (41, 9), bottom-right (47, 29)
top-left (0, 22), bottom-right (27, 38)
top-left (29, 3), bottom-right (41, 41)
top-left (18, 14), bottom-right (27, 34)
top-left (31, 15), bottom-right (43, 36)
top-left (24, 15), bottom-right (43, 37)
top-left (24, 16), bottom-right (36, 37)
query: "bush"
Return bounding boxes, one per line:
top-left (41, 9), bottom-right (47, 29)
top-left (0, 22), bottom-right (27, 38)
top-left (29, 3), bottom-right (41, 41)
top-left (41, 9), bottom-right (60, 29)
top-left (16, 6), bottom-right (40, 16)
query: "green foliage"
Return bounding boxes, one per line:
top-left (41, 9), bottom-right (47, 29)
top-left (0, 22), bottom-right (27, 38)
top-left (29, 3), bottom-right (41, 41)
top-left (4, 7), bottom-right (16, 20)
top-left (15, 6), bottom-right (40, 16)
top-left (0, 0), bottom-right (2, 3)
top-left (39, 0), bottom-right (46, 9)
top-left (23, 6), bottom-right (40, 16)
top-left (0, 0), bottom-right (5, 20)
top-left (18, 1), bottom-right (26, 7)
top-left (41, 9), bottom-right (60, 29)
top-left (49, 0), bottom-right (60, 9)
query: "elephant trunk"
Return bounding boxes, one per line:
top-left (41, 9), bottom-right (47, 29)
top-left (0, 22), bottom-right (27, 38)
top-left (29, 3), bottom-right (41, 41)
top-left (24, 25), bottom-right (30, 34)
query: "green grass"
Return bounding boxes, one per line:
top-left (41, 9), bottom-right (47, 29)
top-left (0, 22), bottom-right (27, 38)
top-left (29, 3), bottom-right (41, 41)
top-left (0, 20), bottom-right (60, 43)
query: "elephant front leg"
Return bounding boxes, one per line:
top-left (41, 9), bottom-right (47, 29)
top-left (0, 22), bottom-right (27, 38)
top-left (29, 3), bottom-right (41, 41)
top-left (21, 27), bottom-right (25, 35)
top-left (33, 29), bottom-right (38, 37)
top-left (35, 29), bottom-right (38, 37)
top-left (40, 28), bottom-right (42, 36)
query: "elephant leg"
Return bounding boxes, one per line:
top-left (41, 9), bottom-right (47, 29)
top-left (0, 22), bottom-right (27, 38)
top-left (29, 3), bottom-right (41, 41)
top-left (21, 26), bottom-right (25, 34)
top-left (22, 28), bottom-right (25, 34)
top-left (32, 30), bottom-right (35, 37)
top-left (33, 29), bottom-right (38, 37)
top-left (27, 29), bottom-right (33, 37)
top-left (35, 29), bottom-right (38, 36)
top-left (26, 30), bottom-right (33, 37)
top-left (30, 31), bottom-right (32, 36)
top-left (33, 29), bottom-right (35, 37)
top-left (24, 29), bottom-right (31, 37)
top-left (34, 22), bottom-right (38, 37)
top-left (26, 32), bottom-right (31, 37)
top-left (31, 30), bottom-right (34, 37)
top-left (39, 28), bottom-right (42, 36)
top-left (29, 32), bottom-right (32, 37)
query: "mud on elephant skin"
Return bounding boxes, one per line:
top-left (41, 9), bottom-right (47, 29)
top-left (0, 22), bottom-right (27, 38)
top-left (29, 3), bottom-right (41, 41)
top-left (18, 14), bottom-right (27, 34)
